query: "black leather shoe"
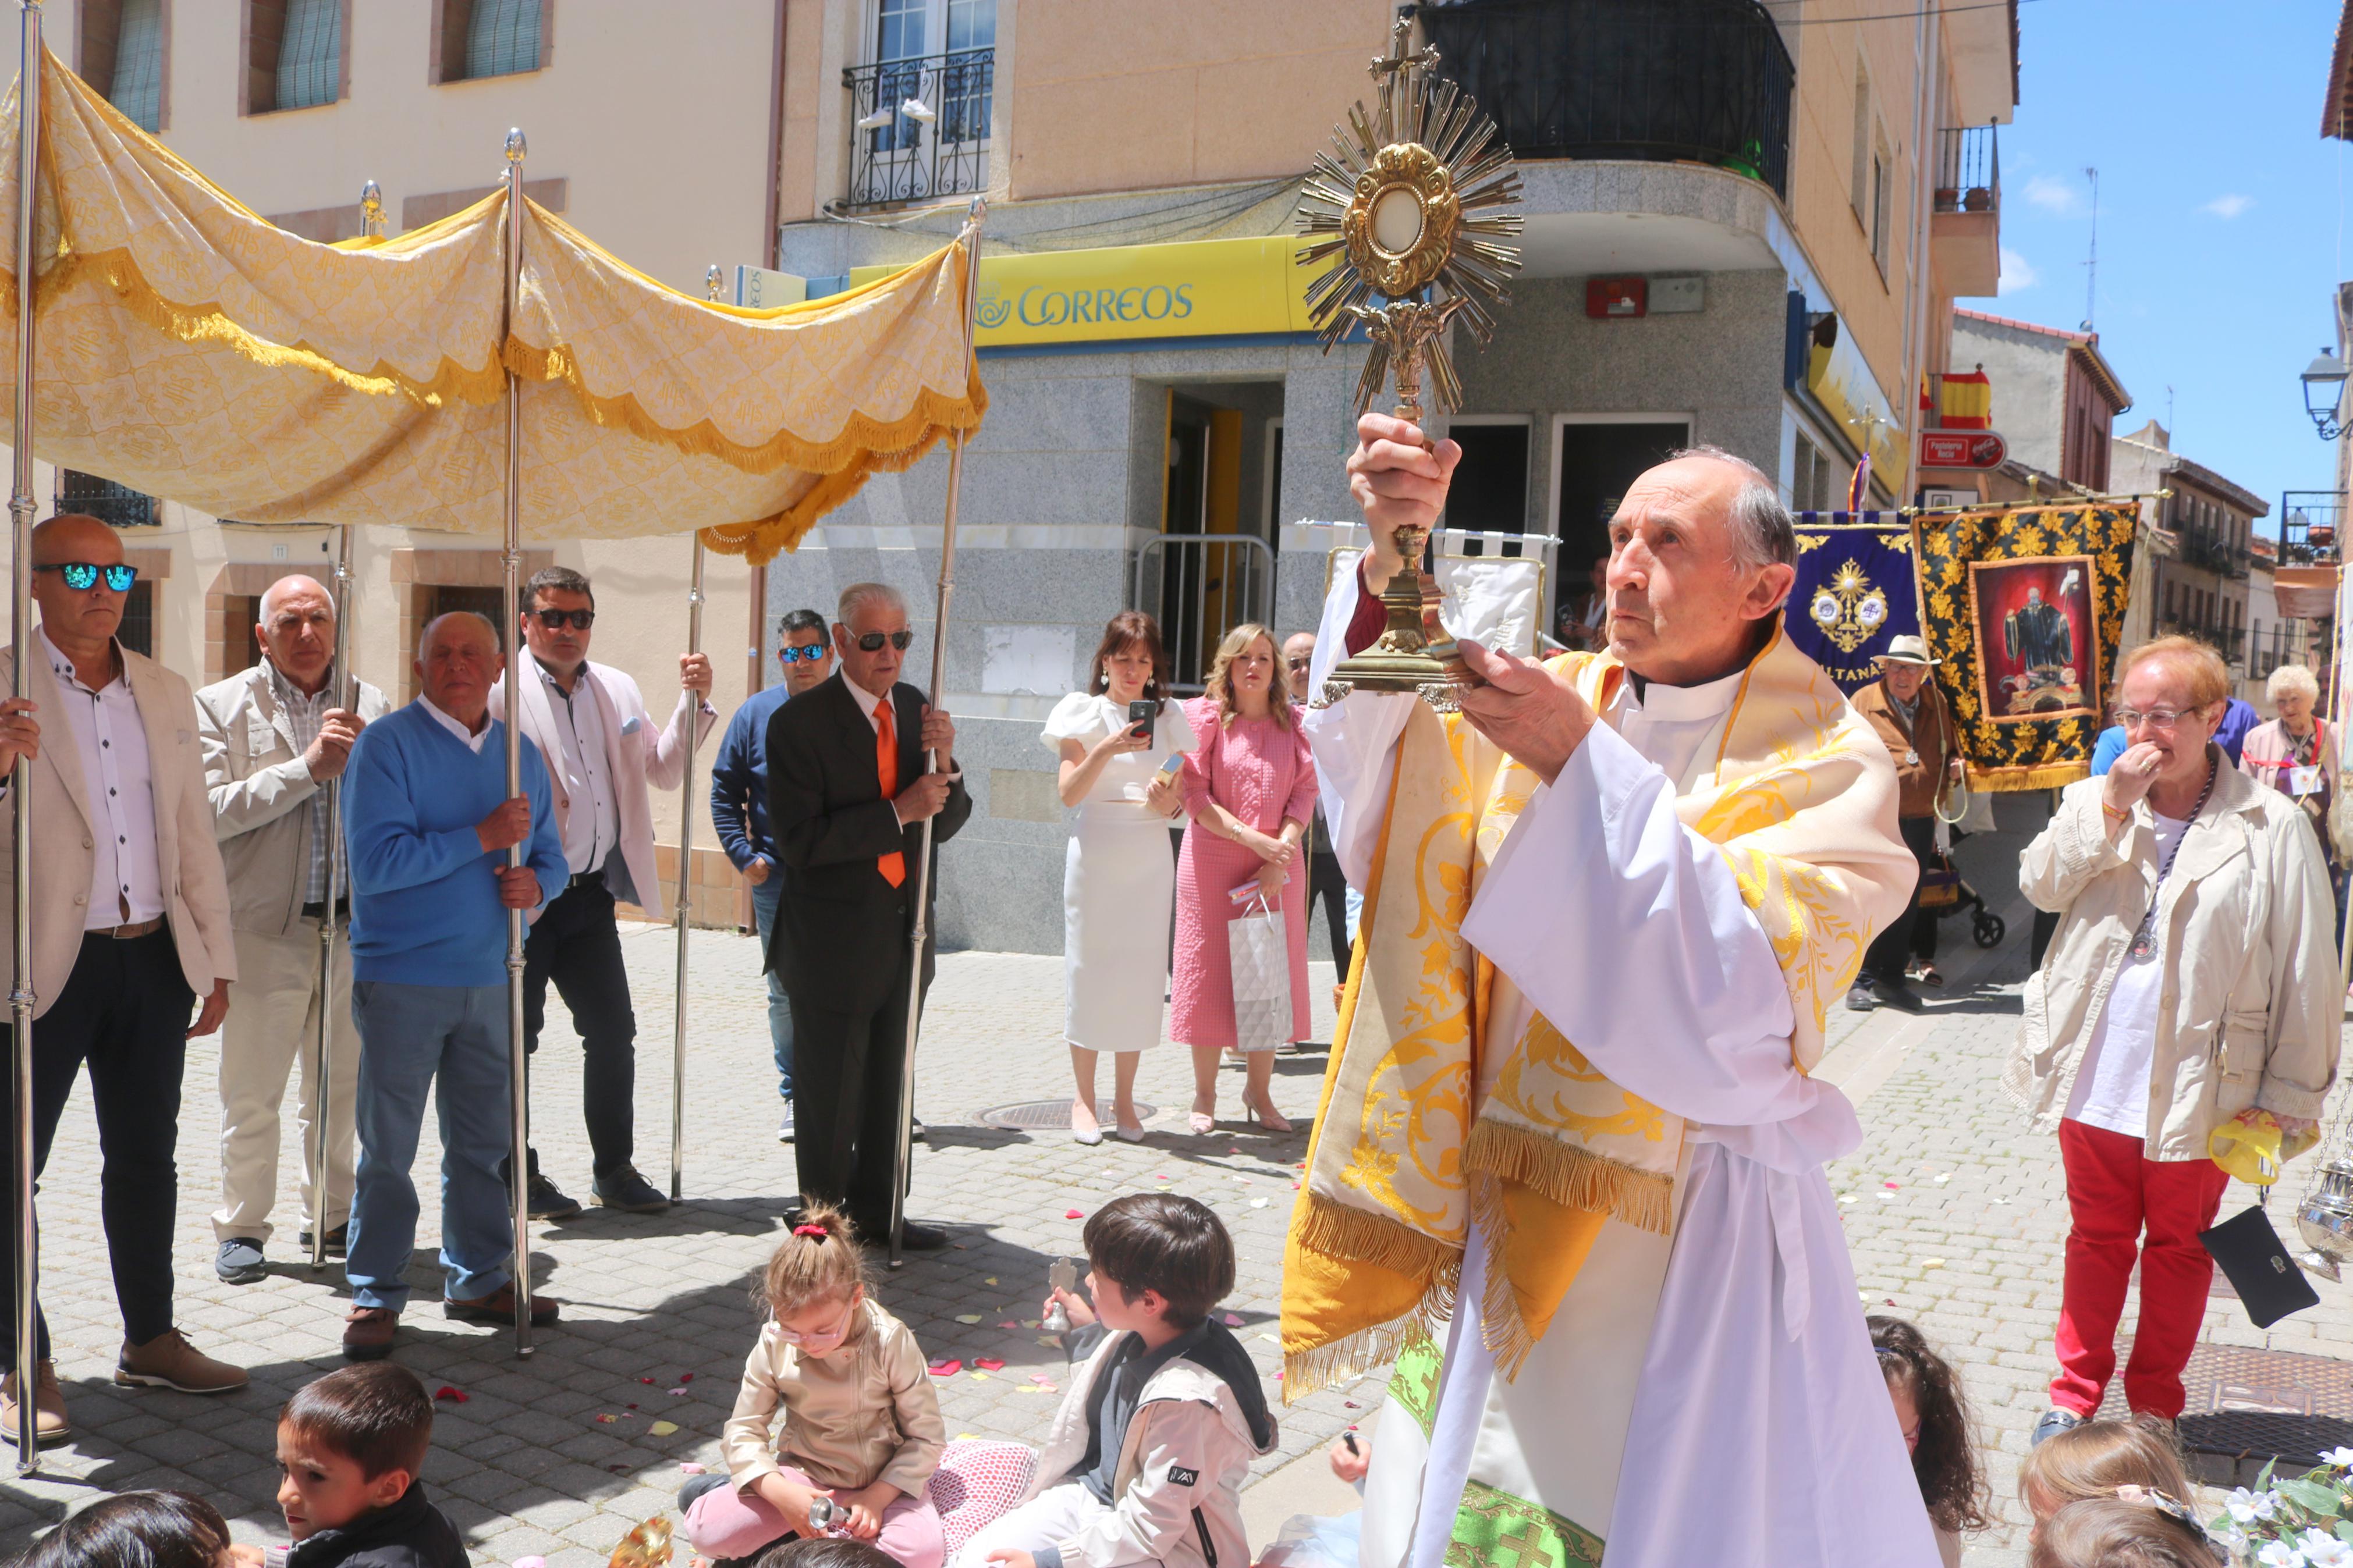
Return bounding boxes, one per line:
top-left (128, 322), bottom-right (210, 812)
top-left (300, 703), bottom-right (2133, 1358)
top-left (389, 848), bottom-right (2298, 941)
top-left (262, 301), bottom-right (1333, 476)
top-left (527, 1172), bottom-right (583, 1221)
top-left (297, 1224), bottom-right (348, 1258)
top-left (592, 1166), bottom-right (673, 1213)
top-left (1869, 975), bottom-right (1926, 1014)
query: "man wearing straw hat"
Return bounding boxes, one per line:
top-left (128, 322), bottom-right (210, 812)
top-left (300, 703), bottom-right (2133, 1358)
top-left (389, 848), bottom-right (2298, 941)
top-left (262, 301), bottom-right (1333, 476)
top-left (1847, 633), bottom-right (1962, 1012)
top-left (199, 575), bottom-right (389, 1286)
top-left (0, 513), bottom-right (245, 1443)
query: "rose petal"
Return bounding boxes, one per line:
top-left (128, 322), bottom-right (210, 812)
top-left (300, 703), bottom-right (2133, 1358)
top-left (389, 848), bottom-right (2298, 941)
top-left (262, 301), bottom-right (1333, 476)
top-left (956, 1314), bottom-right (982, 1324)
top-left (678, 1463), bottom-right (707, 1475)
top-left (1064, 1210), bottom-right (1085, 1219)
top-left (679, 1373), bottom-right (696, 1382)
top-left (928, 1359), bottom-right (963, 1377)
top-left (670, 1387), bottom-right (690, 1396)
top-left (1223, 1313), bottom-right (1244, 1327)
top-left (516, 1557), bottom-right (549, 1568)
top-left (1250, 1199), bottom-right (1269, 1208)
top-left (975, 1358), bottom-right (1006, 1371)
top-left (1031, 1374), bottom-right (1054, 1384)
top-left (641, 1377), bottom-right (656, 1385)
top-left (998, 1321), bottom-right (1021, 1330)
top-left (1883, 1181), bottom-right (1900, 1190)
top-left (596, 1414), bottom-right (617, 1423)
top-left (650, 1420), bottom-right (680, 1437)
top-left (985, 1278), bottom-right (999, 1286)
top-left (434, 1385), bottom-right (468, 1403)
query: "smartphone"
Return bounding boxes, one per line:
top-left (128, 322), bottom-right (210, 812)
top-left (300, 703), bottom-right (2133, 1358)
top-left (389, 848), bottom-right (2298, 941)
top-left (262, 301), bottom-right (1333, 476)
top-left (1127, 698), bottom-right (1156, 738)
top-left (1156, 753), bottom-right (1185, 780)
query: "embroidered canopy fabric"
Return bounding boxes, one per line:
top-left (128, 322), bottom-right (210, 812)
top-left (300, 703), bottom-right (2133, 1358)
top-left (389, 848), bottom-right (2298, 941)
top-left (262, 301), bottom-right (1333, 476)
top-left (0, 51), bottom-right (983, 562)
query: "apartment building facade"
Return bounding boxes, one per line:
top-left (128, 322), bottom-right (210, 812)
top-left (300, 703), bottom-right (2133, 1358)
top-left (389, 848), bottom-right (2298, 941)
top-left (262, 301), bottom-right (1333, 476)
top-left (2111, 420), bottom-right (2272, 688)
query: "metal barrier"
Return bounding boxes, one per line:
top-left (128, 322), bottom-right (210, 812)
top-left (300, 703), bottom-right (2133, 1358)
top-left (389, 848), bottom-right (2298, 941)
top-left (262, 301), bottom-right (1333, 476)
top-left (1131, 533), bottom-right (1276, 694)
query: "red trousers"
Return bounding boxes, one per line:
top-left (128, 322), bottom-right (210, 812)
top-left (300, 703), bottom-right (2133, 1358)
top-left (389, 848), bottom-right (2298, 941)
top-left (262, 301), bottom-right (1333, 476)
top-left (2052, 1118), bottom-right (2230, 1419)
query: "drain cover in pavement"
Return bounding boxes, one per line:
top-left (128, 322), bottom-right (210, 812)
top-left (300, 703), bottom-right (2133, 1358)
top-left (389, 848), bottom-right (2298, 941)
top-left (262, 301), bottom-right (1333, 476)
top-left (978, 1099), bottom-right (1160, 1131)
top-left (2099, 1339), bottom-right (2353, 1487)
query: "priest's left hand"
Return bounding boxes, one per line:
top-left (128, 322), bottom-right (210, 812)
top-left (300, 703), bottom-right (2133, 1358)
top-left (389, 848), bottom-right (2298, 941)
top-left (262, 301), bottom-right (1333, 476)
top-left (1456, 638), bottom-right (1595, 787)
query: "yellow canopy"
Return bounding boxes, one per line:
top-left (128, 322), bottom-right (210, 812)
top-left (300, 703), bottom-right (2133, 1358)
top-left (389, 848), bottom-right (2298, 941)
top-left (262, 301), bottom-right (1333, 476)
top-left (0, 49), bottom-right (984, 563)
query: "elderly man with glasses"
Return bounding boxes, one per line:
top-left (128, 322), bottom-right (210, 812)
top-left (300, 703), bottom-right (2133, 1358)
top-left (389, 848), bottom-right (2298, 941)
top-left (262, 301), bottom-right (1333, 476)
top-left (197, 574), bottom-right (391, 1286)
top-left (764, 582), bottom-right (970, 1247)
top-left (711, 607), bottom-right (836, 1142)
top-left (489, 565), bottom-right (715, 1219)
top-left (0, 513), bottom-right (243, 1442)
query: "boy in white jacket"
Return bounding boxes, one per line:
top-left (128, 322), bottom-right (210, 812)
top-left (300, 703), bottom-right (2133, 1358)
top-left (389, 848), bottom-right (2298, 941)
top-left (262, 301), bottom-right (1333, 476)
top-left (954, 1195), bottom-right (1277, 1568)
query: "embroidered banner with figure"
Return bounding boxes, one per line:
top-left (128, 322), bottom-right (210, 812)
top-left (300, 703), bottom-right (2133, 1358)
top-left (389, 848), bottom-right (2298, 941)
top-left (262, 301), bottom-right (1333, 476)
top-left (1785, 514), bottom-right (1922, 693)
top-left (1917, 504), bottom-right (2138, 791)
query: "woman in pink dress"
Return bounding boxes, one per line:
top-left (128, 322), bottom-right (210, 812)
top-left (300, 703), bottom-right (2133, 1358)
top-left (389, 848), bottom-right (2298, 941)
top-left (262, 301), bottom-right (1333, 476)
top-left (1172, 623), bottom-right (1316, 1134)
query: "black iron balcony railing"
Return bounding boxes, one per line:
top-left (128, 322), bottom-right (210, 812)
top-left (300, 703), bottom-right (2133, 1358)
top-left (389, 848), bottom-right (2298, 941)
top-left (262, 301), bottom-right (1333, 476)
top-left (1408, 0), bottom-right (1795, 201)
top-left (841, 48), bottom-right (993, 212)
top-left (1933, 125), bottom-right (1999, 214)
top-left (2176, 530), bottom-right (2249, 579)
top-left (2156, 616), bottom-right (2247, 663)
top-left (59, 470), bottom-right (158, 527)
top-left (2281, 490), bottom-right (2344, 565)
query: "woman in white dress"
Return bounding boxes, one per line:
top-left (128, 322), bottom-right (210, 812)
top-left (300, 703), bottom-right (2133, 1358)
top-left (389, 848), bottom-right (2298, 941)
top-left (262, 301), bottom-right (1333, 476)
top-left (1042, 611), bottom-right (1197, 1143)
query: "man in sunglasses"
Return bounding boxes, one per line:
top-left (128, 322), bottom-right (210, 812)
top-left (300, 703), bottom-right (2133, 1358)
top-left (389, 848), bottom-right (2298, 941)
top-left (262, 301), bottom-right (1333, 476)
top-left (0, 513), bottom-right (244, 1440)
top-left (764, 582), bottom-right (970, 1249)
top-left (710, 607), bottom-right (835, 1143)
top-left (489, 566), bottom-right (715, 1219)
top-left (196, 574), bottom-right (390, 1287)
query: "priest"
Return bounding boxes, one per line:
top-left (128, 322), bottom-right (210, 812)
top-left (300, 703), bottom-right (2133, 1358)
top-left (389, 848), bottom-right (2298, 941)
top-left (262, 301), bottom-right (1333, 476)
top-left (1284, 415), bottom-right (1937, 1567)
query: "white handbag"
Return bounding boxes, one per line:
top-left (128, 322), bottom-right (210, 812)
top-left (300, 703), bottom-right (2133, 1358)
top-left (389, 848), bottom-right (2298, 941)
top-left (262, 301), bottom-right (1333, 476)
top-left (1227, 890), bottom-right (1292, 1053)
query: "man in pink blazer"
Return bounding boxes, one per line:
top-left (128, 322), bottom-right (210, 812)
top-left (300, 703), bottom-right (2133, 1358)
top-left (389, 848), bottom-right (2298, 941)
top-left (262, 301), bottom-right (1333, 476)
top-left (489, 565), bottom-right (714, 1217)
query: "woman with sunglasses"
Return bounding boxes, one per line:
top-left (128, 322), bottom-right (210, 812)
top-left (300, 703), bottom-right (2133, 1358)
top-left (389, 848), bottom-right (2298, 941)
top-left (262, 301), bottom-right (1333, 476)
top-left (1042, 611), bottom-right (1196, 1144)
top-left (2015, 636), bottom-right (2338, 1450)
top-left (1170, 623), bottom-right (1315, 1134)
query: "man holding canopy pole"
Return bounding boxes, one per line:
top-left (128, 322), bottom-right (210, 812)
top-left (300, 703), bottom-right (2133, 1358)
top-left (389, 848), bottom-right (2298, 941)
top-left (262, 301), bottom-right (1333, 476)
top-left (1288, 415), bottom-right (1936, 1565)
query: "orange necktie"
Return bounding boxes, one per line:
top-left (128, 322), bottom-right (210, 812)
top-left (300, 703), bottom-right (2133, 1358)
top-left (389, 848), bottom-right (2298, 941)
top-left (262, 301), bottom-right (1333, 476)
top-left (876, 698), bottom-right (906, 888)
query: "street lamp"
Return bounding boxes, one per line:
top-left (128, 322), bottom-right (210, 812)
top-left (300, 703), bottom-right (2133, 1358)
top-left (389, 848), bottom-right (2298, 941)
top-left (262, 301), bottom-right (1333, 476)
top-left (2303, 347), bottom-right (2350, 439)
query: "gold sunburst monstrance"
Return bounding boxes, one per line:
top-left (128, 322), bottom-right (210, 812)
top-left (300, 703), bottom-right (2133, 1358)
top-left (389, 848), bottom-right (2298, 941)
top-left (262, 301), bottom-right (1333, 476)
top-left (1300, 17), bottom-right (1524, 710)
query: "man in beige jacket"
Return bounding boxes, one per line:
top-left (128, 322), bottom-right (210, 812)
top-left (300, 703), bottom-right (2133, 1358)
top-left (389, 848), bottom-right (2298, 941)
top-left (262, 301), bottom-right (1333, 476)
top-left (198, 575), bottom-right (390, 1285)
top-left (0, 514), bottom-right (243, 1446)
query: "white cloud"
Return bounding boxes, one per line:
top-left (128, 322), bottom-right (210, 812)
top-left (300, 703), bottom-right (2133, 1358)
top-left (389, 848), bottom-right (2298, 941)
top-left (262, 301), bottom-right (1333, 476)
top-left (2201, 193), bottom-right (2254, 219)
top-left (1999, 248), bottom-right (2039, 293)
top-left (2024, 175), bottom-right (2082, 214)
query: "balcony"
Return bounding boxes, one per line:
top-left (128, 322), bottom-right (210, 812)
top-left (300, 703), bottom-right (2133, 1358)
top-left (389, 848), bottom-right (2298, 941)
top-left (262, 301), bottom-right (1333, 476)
top-left (2175, 529), bottom-right (2248, 580)
top-left (840, 48), bottom-right (993, 212)
top-left (59, 470), bottom-right (158, 528)
top-left (2157, 616), bottom-right (2246, 664)
top-left (1929, 125), bottom-right (2000, 297)
top-left (2281, 490), bottom-right (2343, 566)
top-left (1409, 0), bottom-right (1795, 201)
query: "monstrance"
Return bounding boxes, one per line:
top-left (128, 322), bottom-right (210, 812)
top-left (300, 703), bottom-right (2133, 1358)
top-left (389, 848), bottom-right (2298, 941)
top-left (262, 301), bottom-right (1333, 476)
top-left (1299, 16), bottom-right (1523, 711)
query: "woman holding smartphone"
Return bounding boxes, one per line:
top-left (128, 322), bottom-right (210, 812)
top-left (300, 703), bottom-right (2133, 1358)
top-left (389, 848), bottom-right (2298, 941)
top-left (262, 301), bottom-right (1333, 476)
top-left (1042, 611), bottom-right (1197, 1143)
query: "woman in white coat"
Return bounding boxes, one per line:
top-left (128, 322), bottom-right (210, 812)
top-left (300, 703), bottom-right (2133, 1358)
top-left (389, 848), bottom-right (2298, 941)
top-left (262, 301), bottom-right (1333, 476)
top-left (1042, 613), bottom-right (1196, 1143)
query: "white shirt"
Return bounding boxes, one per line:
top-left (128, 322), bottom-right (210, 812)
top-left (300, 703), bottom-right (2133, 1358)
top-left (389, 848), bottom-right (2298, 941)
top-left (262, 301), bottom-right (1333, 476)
top-left (419, 695), bottom-right (492, 755)
top-left (1614, 667), bottom-right (1748, 791)
top-left (536, 660), bottom-right (620, 877)
top-left (841, 670), bottom-right (893, 736)
top-left (42, 628), bottom-right (164, 930)
top-left (2065, 810), bottom-right (2191, 1137)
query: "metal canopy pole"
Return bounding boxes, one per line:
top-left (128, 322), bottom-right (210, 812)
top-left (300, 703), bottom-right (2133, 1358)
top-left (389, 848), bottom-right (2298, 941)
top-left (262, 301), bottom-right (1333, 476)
top-left (308, 521), bottom-right (354, 1271)
top-left (498, 129), bottom-right (533, 1356)
top-left (888, 197), bottom-right (984, 1268)
top-left (7, 0), bottom-right (38, 1472)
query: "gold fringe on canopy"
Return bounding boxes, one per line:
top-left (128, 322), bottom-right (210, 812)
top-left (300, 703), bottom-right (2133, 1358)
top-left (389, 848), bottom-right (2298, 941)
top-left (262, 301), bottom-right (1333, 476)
top-left (0, 48), bottom-right (984, 553)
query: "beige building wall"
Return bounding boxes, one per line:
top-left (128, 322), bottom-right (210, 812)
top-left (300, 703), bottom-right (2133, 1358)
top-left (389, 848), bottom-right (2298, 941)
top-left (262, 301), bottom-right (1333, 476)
top-left (27, 0), bottom-right (788, 926)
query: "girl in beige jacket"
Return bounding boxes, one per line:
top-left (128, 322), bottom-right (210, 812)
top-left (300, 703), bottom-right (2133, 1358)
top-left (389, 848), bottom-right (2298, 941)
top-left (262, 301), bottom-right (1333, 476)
top-left (2011, 638), bottom-right (2338, 1447)
top-left (679, 1207), bottom-right (947, 1567)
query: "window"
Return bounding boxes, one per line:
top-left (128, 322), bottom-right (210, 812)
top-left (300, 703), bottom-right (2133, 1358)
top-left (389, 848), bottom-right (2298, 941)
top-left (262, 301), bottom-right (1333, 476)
top-left (436, 0), bottom-right (544, 83)
top-left (116, 581), bottom-right (154, 659)
top-left (59, 471), bottom-right (158, 528)
top-left (79, 0), bottom-right (165, 132)
top-left (248, 0), bottom-right (342, 114)
top-left (1445, 419), bottom-right (1532, 541)
top-left (1869, 137), bottom-right (1891, 270)
top-left (870, 0), bottom-right (995, 143)
top-left (1850, 59), bottom-right (1871, 217)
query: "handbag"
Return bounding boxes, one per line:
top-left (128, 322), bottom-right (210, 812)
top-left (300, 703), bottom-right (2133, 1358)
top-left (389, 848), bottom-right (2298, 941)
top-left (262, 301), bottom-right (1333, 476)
top-left (1227, 890), bottom-right (1293, 1053)
top-left (2199, 1204), bottom-right (2320, 1329)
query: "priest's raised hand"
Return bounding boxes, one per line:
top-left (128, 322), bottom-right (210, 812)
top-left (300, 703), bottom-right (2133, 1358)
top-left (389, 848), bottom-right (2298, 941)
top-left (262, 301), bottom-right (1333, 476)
top-left (1454, 637), bottom-right (1596, 786)
top-left (1346, 411), bottom-right (1460, 591)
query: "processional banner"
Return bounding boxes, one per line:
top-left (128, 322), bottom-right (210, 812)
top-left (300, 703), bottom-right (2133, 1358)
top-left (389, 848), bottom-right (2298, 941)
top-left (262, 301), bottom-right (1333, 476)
top-left (0, 49), bottom-right (984, 561)
top-left (1784, 514), bottom-right (1921, 694)
top-left (1917, 504), bottom-right (2138, 791)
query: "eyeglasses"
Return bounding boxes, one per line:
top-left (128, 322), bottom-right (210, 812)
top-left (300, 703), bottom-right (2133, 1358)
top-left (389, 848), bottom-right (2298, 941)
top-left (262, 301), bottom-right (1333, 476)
top-left (2114, 707), bottom-right (2189, 731)
top-left (1284, 656), bottom-right (1312, 670)
top-left (850, 630), bottom-right (914, 653)
top-left (530, 607), bottom-right (596, 631)
top-left (778, 644), bottom-right (831, 664)
top-left (36, 562), bottom-right (136, 592)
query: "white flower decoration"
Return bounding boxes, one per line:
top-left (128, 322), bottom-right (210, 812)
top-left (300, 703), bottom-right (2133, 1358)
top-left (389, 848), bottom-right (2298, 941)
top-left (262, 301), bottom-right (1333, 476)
top-left (2299, 1529), bottom-right (2352, 1566)
top-left (2326, 1448), bottom-right (2353, 1469)
top-left (2231, 1487), bottom-right (2283, 1523)
top-left (2257, 1542), bottom-right (2306, 1567)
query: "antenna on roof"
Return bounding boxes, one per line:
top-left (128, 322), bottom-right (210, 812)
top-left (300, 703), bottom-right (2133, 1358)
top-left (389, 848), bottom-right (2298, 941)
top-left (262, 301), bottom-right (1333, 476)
top-left (2080, 166), bottom-right (2099, 333)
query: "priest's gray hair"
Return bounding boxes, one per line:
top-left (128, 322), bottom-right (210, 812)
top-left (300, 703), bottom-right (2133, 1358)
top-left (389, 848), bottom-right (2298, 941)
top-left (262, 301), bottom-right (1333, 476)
top-left (1668, 445), bottom-right (1796, 573)
top-left (836, 581), bottom-right (907, 627)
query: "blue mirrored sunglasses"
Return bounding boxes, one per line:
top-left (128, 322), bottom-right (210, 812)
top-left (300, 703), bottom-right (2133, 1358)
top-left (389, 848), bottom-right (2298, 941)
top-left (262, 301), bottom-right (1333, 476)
top-left (37, 561), bottom-right (137, 592)
top-left (778, 644), bottom-right (831, 664)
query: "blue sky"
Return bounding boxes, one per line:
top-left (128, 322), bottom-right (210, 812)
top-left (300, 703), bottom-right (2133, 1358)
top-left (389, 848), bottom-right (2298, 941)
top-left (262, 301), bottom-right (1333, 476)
top-left (1988, 0), bottom-right (2344, 528)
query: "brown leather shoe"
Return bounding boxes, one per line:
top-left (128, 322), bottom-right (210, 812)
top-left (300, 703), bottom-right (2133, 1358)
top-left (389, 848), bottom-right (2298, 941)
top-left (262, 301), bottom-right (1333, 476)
top-left (443, 1284), bottom-right (559, 1327)
top-left (114, 1329), bottom-right (247, 1393)
top-left (342, 1307), bottom-right (399, 1362)
top-left (0, 1359), bottom-right (69, 1445)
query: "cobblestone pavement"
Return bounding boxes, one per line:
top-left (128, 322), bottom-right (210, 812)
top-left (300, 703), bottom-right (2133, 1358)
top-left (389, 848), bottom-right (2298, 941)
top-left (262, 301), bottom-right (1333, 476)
top-left (8, 823), bottom-right (2353, 1568)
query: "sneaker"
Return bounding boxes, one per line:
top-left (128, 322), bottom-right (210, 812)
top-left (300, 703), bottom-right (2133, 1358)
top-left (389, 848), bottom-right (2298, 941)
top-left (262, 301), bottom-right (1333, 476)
top-left (444, 1284), bottom-right (560, 1327)
top-left (296, 1224), bottom-right (349, 1258)
top-left (342, 1306), bottom-right (399, 1362)
top-left (592, 1166), bottom-right (673, 1213)
top-left (527, 1171), bottom-right (583, 1221)
top-left (776, 1105), bottom-right (795, 1143)
top-left (2032, 1409), bottom-right (2085, 1448)
top-left (214, 1236), bottom-right (267, 1285)
top-left (1846, 984), bottom-right (1879, 1013)
top-left (114, 1329), bottom-right (248, 1394)
top-left (0, 1359), bottom-right (70, 1445)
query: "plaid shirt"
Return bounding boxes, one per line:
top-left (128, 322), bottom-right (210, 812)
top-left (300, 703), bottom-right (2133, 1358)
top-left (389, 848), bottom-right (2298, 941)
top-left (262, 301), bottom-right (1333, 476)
top-left (266, 658), bottom-right (336, 907)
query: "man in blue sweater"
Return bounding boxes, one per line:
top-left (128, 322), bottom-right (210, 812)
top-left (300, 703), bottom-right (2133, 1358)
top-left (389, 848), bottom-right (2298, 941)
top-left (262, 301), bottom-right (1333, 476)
top-left (709, 608), bottom-right (835, 1142)
top-left (337, 611), bottom-right (569, 1361)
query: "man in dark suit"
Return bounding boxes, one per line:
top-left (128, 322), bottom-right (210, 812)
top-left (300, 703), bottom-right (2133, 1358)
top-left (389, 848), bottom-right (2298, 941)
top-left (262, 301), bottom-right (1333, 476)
top-left (764, 582), bottom-right (971, 1249)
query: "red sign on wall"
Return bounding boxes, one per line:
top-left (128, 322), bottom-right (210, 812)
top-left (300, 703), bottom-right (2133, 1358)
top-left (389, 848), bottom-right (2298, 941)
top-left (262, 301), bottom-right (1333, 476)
top-left (1919, 429), bottom-right (2008, 469)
